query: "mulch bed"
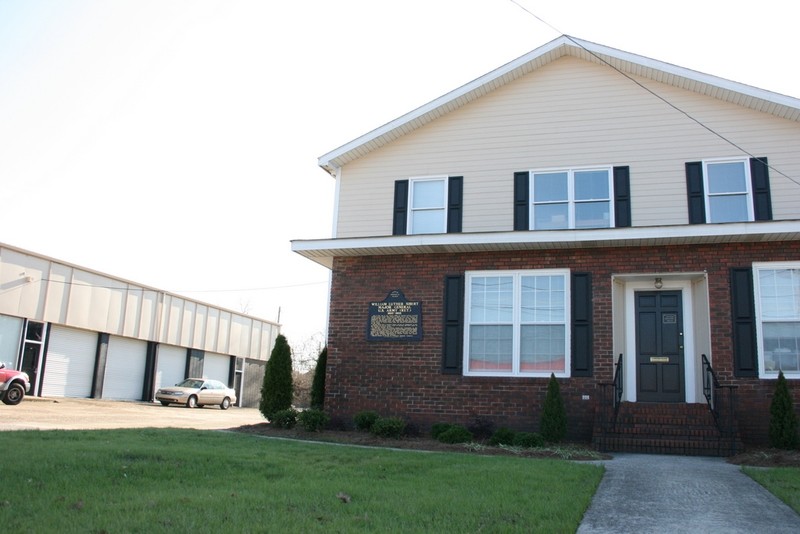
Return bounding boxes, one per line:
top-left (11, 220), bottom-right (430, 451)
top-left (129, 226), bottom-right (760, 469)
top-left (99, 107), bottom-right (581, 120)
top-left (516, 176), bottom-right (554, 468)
top-left (233, 423), bottom-right (608, 460)
top-left (233, 423), bottom-right (800, 466)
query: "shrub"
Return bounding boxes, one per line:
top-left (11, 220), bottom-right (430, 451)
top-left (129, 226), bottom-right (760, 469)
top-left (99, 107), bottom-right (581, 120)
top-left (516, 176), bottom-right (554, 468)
top-left (298, 409), bottom-right (329, 432)
top-left (370, 417), bottom-right (406, 439)
top-left (540, 373), bottom-right (567, 443)
top-left (353, 410), bottom-right (380, 432)
top-left (259, 335), bottom-right (294, 420)
top-left (437, 425), bottom-right (473, 444)
top-left (467, 417), bottom-right (496, 440)
top-left (513, 432), bottom-right (545, 448)
top-left (310, 347), bottom-right (327, 409)
top-left (489, 427), bottom-right (516, 446)
top-left (431, 422), bottom-right (454, 440)
top-left (769, 371), bottom-right (799, 449)
top-left (271, 408), bottom-right (298, 429)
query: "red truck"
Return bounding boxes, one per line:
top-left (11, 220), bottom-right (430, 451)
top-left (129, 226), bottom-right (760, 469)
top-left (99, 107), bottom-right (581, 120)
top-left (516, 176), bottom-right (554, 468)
top-left (0, 363), bottom-right (30, 405)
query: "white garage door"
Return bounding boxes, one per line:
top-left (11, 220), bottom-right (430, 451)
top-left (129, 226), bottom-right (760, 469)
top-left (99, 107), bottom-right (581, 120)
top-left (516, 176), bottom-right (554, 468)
top-left (155, 344), bottom-right (186, 391)
top-left (42, 325), bottom-right (97, 398)
top-left (103, 336), bottom-right (147, 400)
top-left (203, 352), bottom-right (231, 383)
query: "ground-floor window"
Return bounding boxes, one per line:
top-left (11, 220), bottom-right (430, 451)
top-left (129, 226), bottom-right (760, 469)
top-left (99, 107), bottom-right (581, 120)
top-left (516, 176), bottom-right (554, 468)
top-left (754, 262), bottom-right (800, 377)
top-left (464, 269), bottom-right (570, 377)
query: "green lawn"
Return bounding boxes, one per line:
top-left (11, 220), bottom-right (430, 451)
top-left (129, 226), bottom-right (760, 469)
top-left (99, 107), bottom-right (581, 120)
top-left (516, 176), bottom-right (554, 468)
top-left (744, 466), bottom-right (800, 514)
top-left (0, 429), bottom-right (603, 533)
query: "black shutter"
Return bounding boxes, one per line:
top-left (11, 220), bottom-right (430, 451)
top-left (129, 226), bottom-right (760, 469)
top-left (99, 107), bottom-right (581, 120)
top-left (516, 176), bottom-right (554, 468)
top-left (750, 157), bottom-right (772, 221)
top-left (685, 162), bottom-right (706, 224)
top-left (730, 267), bottom-right (758, 377)
top-left (571, 272), bottom-right (593, 377)
top-left (442, 274), bottom-right (464, 374)
top-left (613, 166), bottom-right (631, 228)
top-left (514, 171), bottom-right (529, 231)
top-left (447, 176), bottom-right (463, 233)
top-left (392, 180), bottom-right (409, 235)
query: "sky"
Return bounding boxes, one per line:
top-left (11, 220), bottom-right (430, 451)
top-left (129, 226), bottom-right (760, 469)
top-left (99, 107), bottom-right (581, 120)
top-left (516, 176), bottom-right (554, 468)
top-left (1, 0), bottom-right (798, 361)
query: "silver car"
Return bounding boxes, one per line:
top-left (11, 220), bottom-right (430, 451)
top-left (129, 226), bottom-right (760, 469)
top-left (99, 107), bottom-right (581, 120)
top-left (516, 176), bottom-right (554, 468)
top-left (155, 378), bottom-right (237, 409)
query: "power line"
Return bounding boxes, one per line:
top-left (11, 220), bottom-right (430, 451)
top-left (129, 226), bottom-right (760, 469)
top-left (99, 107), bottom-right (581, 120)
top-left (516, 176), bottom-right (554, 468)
top-left (508, 0), bottom-right (800, 189)
top-left (10, 277), bottom-right (328, 294)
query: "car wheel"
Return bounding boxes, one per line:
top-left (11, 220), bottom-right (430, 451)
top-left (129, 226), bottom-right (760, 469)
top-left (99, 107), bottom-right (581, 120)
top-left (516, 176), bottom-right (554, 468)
top-left (160, 401), bottom-right (170, 406)
top-left (186, 395), bottom-right (198, 408)
top-left (220, 397), bottom-right (231, 410)
top-left (2, 383), bottom-right (25, 405)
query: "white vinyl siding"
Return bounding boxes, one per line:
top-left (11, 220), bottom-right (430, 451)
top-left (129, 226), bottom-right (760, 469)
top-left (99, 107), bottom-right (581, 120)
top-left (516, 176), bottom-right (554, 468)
top-left (155, 344), bottom-right (187, 391)
top-left (42, 325), bottom-right (96, 398)
top-left (334, 56), bottom-right (800, 237)
top-left (102, 336), bottom-right (147, 400)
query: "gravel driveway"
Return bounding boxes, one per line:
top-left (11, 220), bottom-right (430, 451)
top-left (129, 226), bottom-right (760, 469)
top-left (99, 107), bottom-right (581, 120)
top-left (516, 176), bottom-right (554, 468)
top-left (0, 396), bottom-right (265, 431)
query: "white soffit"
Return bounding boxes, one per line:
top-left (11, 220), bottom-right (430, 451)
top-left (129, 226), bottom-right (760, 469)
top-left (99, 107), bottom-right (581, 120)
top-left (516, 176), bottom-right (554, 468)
top-left (318, 35), bottom-right (800, 175)
top-left (291, 221), bottom-right (800, 269)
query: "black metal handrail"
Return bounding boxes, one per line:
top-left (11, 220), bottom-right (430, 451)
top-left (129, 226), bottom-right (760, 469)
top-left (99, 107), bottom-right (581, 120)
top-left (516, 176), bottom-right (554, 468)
top-left (701, 354), bottom-right (738, 455)
top-left (598, 354), bottom-right (624, 439)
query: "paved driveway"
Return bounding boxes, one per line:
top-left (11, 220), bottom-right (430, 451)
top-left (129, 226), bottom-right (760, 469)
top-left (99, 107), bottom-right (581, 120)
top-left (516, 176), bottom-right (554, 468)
top-left (0, 396), bottom-right (265, 431)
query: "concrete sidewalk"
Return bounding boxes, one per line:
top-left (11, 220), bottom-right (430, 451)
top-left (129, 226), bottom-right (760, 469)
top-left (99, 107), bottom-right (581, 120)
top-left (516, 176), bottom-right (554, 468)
top-left (578, 453), bottom-right (800, 534)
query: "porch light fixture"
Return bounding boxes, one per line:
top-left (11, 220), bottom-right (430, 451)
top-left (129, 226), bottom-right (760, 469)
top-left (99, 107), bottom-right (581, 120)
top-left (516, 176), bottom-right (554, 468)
top-left (654, 277), bottom-right (663, 289)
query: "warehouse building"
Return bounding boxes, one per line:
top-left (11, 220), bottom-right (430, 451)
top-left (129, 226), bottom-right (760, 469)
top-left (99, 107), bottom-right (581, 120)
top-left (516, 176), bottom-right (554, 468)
top-left (0, 242), bottom-right (279, 407)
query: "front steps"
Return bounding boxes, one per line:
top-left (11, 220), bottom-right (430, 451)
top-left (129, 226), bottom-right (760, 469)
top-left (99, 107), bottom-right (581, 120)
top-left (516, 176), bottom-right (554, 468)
top-left (593, 402), bottom-right (743, 457)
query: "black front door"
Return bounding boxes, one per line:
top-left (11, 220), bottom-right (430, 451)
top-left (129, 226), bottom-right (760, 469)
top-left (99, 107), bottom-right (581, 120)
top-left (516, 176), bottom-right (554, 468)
top-left (636, 291), bottom-right (684, 402)
top-left (20, 321), bottom-right (45, 395)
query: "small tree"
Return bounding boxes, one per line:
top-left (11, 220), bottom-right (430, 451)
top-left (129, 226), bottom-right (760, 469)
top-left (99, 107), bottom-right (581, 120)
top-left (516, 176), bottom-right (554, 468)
top-left (260, 334), bottom-right (294, 420)
top-left (310, 346), bottom-right (327, 409)
top-left (769, 371), bottom-right (799, 449)
top-left (540, 373), bottom-right (567, 443)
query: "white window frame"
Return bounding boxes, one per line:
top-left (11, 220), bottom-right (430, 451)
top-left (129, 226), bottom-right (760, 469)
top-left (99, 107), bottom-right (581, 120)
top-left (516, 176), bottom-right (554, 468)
top-left (754, 262), bottom-right (800, 379)
top-left (703, 158), bottom-right (754, 223)
top-left (529, 166), bottom-right (613, 230)
top-left (408, 176), bottom-right (448, 235)
top-left (464, 269), bottom-right (571, 378)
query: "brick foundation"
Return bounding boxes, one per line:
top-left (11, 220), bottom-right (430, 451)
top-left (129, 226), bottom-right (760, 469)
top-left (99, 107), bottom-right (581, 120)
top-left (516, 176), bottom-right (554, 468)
top-left (325, 241), bottom-right (800, 447)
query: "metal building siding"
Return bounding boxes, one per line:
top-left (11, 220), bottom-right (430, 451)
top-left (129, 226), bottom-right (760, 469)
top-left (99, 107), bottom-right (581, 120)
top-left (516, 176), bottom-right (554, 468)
top-left (154, 344), bottom-right (186, 391)
top-left (203, 352), bottom-right (231, 383)
top-left (102, 336), bottom-right (148, 400)
top-left (42, 325), bottom-right (96, 398)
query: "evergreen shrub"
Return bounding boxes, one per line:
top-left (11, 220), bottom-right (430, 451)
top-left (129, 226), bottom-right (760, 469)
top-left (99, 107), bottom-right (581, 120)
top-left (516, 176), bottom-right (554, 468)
top-left (540, 373), bottom-right (567, 443)
top-left (513, 432), bottom-right (545, 448)
top-left (431, 422), bottom-right (454, 440)
top-left (488, 427), bottom-right (516, 446)
top-left (310, 347), bottom-right (327, 409)
top-left (298, 409), bottom-right (329, 432)
top-left (271, 408), bottom-right (298, 429)
top-left (353, 410), bottom-right (380, 432)
top-left (437, 425), bottom-right (473, 444)
top-left (769, 370), bottom-right (799, 449)
top-left (259, 334), bottom-right (294, 420)
top-left (370, 417), bottom-right (406, 439)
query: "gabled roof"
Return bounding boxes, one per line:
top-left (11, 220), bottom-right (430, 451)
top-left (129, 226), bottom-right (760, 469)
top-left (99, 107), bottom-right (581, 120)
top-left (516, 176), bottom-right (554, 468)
top-left (318, 35), bottom-right (800, 175)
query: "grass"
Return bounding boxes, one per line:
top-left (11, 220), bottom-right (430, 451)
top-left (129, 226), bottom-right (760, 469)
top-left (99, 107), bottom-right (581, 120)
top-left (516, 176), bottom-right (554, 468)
top-left (0, 428), bottom-right (603, 533)
top-left (743, 466), bottom-right (800, 514)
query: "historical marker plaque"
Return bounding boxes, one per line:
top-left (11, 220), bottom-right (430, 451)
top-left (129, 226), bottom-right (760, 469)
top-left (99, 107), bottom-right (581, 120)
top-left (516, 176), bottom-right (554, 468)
top-left (367, 290), bottom-right (422, 341)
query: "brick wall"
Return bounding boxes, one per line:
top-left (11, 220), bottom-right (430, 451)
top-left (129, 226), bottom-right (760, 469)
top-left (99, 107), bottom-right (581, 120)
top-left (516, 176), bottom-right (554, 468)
top-left (325, 241), bottom-right (800, 444)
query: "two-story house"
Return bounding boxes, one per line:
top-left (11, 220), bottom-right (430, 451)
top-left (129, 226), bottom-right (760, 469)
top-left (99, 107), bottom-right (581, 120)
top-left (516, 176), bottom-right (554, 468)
top-left (292, 36), bottom-right (800, 454)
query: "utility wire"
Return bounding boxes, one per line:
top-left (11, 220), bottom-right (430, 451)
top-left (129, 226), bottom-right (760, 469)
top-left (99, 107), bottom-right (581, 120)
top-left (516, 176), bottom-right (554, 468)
top-left (7, 277), bottom-right (328, 294)
top-left (508, 0), bottom-right (800, 189)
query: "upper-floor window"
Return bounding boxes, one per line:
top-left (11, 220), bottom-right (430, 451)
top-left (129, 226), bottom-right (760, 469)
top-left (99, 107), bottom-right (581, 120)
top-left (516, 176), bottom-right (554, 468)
top-left (686, 157), bottom-right (772, 224)
top-left (410, 177), bottom-right (447, 234)
top-left (531, 168), bottom-right (613, 230)
top-left (464, 269), bottom-right (570, 377)
top-left (393, 176), bottom-right (463, 236)
top-left (754, 262), bottom-right (800, 377)
top-left (514, 166), bottom-right (630, 231)
top-left (704, 160), bottom-right (753, 223)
